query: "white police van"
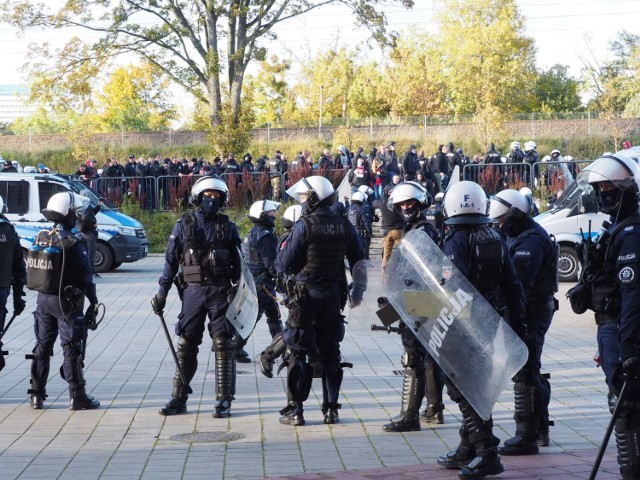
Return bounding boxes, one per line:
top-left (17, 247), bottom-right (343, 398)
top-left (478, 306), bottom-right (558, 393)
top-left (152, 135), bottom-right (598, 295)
top-left (534, 181), bottom-right (606, 282)
top-left (0, 172), bottom-right (148, 273)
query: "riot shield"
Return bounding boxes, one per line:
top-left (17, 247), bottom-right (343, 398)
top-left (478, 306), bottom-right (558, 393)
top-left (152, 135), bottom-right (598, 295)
top-left (384, 229), bottom-right (528, 420)
top-left (225, 249), bottom-right (259, 340)
top-left (347, 259), bottom-right (390, 328)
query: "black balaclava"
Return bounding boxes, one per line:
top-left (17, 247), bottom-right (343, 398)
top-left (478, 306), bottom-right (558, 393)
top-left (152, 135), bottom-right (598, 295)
top-left (201, 196), bottom-right (221, 217)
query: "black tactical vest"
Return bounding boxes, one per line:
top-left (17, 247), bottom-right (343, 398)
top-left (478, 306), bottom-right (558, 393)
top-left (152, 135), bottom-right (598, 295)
top-left (301, 214), bottom-right (349, 277)
top-left (468, 226), bottom-right (505, 310)
top-left (181, 213), bottom-right (231, 284)
top-left (347, 205), bottom-right (364, 235)
top-left (242, 226), bottom-right (275, 277)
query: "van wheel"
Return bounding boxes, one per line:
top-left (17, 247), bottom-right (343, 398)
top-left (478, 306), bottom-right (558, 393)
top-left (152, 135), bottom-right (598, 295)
top-left (95, 243), bottom-right (114, 273)
top-left (559, 246), bottom-right (580, 282)
top-left (111, 261), bottom-right (123, 271)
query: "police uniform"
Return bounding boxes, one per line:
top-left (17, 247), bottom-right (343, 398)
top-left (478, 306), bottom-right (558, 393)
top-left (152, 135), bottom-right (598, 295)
top-left (0, 213), bottom-right (26, 372)
top-left (275, 204), bottom-right (364, 425)
top-left (438, 224), bottom-right (525, 477)
top-left (157, 208), bottom-right (241, 417)
top-left (347, 201), bottom-right (373, 260)
top-left (28, 228), bottom-right (99, 410)
top-left (241, 221), bottom-right (283, 345)
top-left (500, 216), bottom-right (557, 455)
top-left (76, 203), bottom-right (101, 275)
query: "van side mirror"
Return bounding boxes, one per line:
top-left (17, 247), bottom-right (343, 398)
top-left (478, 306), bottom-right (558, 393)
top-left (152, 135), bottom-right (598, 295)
top-left (578, 193), bottom-right (587, 214)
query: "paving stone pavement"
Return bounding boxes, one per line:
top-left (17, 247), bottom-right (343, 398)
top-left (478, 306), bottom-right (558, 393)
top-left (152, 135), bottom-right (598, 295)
top-left (0, 255), bottom-right (622, 479)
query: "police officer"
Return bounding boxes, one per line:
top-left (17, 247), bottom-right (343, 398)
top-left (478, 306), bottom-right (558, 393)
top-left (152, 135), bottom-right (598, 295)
top-left (274, 176), bottom-right (364, 426)
top-left (437, 181), bottom-right (526, 479)
top-left (0, 194), bottom-right (26, 372)
top-left (382, 182), bottom-right (444, 432)
top-left (76, 195), bottom-right (104, 277)
top-left (519, 187), bottom-right (539, 217)
top-left (236, 200), bottom-right (284, 363)
top-left (27, 192), bottom-right (100, 410)
top-left (347, 191), bottom-right (373, 260)
top-left (577, 151), bottom-right (640, 479)
top-left (268, 150), bottom-right (288, 201)
top-left (489, 189), bottom-right (558, 455)
top-left (152, 176), bottom-right (242, 418)
top-left (426, 192), bottom-right (445, 235)
top-left (257, 205), bottom-right (302, 378)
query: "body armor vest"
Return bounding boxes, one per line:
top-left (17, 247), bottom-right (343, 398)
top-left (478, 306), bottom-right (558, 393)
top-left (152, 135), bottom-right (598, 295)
top-left (181, 213), bottom-right (231, 284)
top-left (242, 226), bottom-right (275, 278)
top-left (300, 214), bottom-right (349, 277)
top-left (347, 205), bottom-right (365, 236)
top-left (468, 226), bottom-right (505, 310)
top-left (407, 218), bottom-right (439, 243)
top-left (517, 225), bottom-right (558, 300)
top-left (26, 230), bottom-right (79, 294)
top-left (0, 219), bottom-right (17, 289)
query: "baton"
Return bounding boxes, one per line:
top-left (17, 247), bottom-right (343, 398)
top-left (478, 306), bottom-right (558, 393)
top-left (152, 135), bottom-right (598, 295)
top-left (0, 312), bottom-right (18, 343)
top-left (370, 324), bottom-right (401, 334)
top-left (155, 309), bottom-right (193, 394)
top-left (589, 379), bottom-right (629, 480)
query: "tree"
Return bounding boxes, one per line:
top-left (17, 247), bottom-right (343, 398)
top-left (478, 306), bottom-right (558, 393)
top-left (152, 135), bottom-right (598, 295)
top-left (1, 0), bottom-right (414, 144)
top-left (245, 55), bottom-right (295, 126)
top-left (95, 63), bottom-right (177, 131)
top-left (382, 31), bottom-right (447, 116)
top-left (531, 64), bottom-right (582, 113)
top-left (433, 0), bottom-right (536, 142)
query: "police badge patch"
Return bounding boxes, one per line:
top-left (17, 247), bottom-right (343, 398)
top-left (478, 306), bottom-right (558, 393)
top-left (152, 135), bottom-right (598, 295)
top-left (619, 266), bottom-right (635, 285)
top-left (442, 265), bottom-right (453, 281)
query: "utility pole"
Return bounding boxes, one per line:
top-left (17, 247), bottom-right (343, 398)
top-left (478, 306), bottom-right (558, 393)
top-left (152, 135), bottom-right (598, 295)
top-left (319, 85), bottom-right (324, 138)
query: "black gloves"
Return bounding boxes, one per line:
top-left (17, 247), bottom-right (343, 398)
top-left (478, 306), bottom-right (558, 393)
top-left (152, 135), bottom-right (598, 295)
top-left (151, 294), bottom-right (166, 315)
top-left (85, 304), bottom-right (99, 330)
top-left (13, 294), bottom-right (26, 315)
top-left (227, 284), bottom-right (238, 305)
top-left (623, 356), bottom-right (640, 379)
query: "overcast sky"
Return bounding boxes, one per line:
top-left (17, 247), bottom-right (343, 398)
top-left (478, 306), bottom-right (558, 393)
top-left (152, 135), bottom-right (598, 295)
top-left (0, 0), bottom-right (636, 87)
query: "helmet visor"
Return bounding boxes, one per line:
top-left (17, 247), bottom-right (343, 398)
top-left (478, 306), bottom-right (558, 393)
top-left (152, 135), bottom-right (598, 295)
top-left (286, 178), bottom-right (313, 203)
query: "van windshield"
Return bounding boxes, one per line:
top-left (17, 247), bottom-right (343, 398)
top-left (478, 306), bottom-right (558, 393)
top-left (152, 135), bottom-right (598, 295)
top-left (551, 181), bottom-right (580, 210)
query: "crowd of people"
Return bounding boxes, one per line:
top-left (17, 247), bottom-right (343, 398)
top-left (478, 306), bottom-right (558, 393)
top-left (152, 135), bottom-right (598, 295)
top-left (1, 144), bottom-right (640, 480)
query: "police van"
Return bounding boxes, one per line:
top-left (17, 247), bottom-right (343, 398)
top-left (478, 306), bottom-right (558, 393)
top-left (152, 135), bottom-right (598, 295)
top-left (0, 172), bottom-right (148, 273)
top-left (534, 181), bottom-right (606, 282)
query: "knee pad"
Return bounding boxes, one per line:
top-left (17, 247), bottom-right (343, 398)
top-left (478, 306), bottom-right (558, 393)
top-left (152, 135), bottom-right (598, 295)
top-left (401, 347), bottom-right (423, 369)
top-left (61, 340), bottom-right (82, 358)
top-left (32, 341), bottom-right (54, 359)
top-left (177, 336), bottom-right (199, 359)
top-left (212, 334), bottom-right (233, 353)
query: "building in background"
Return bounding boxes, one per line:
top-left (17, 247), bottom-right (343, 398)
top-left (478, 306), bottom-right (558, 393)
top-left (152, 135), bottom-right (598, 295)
top-left (0, 85), bottom-right (37, 124)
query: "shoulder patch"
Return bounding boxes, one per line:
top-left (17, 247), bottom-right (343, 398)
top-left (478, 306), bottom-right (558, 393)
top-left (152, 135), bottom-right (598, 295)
top-left (619, 266), bottom-right (635, 285)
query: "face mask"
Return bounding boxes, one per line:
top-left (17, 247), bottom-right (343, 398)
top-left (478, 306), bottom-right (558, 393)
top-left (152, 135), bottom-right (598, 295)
top-left (596, 188), bottom-right (622, 215)
top-left (201, 196), bottom-right (221, 216)
top-left (300, 201), bottom-right (311, 216)
top-left (261, 215), bottom-right (275, 228)
top-left (401, 203), bottom-right (420, 222)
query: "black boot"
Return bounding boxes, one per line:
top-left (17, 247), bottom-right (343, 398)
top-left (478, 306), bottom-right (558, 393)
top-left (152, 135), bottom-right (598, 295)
top-left (437, 425), bottom-right (475, 468)
top-left (383, 367), bottom-right (424, 433)
top-left (615, 416), bottom-right (640, 480)
top-left (67, 356), bottom-right (100, 411)
top-left (279, 402), bottom-right (305, 426)
top-left (159, 337), bottom-right (198, 416)
top-left (421, 403), bottom-right (445, 424)
top-left (256, 332), bottom-right (286, 378)
top-left (458, 401), bottom-right (503, 480)
top-left (538, 373), bottom-right (552, 446)
top-left (499, 383), bottom-right (539, 455)
top-left (27, 347), bottom-right (50, 410)
top-left (322, 402), bottom-right (341, 425)
top-left (213, 335), bottom-right (235, 418)
top-left (234, 334), bottom-right (251, 363)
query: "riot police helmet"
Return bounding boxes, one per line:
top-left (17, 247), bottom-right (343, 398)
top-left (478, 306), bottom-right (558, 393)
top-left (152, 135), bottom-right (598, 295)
top-left (443, 181), bottom-right (490, 225)
top-left (510, 141), bottom-right (521, 150)
top-left (43, 192), bottom-right (90, 228)
top-left (489, 189), bottom-right (529, 223)
top-left (351, 191), bottom-right (366, 204)
top-left (243, 153), bottom-right (252, 163)
top-left (524, 141), bottom-right (537, 152)
top-left (389, 181), bottom-right (430, 222)
top-left (358, 185), bottom-right (374, 197)
top-left (285, 175), bottom-right (336, 210)
top-left (281, 204), bottom-right (302, 230)
top-left (248, 199), bottom-right (281, 223)
top-left (577, 149), bottom-right (640, 215)
top-left (519, 187), bottom-right (536, 215)
top-left (434, 192), bottom-right (445, 204)
top-left (190, 175), bottom-right (229, 206)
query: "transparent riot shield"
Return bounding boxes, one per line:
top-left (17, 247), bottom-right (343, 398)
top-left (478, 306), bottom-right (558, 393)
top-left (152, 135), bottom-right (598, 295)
top-left (384, 229), bottom-right (528, 420)
top-left (225, 249), bottom-right (259, 340)
top-left (347, 259), bottom-right (390, 329)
